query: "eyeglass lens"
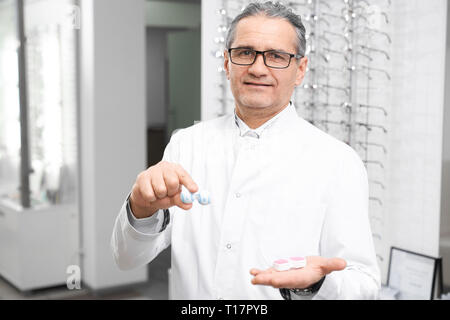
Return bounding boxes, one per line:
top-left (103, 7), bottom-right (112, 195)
top-left (230, 48), bottom-right (292, 68)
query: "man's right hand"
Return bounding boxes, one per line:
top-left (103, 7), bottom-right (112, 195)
top-left (129, 161), bottom-right (199, 219)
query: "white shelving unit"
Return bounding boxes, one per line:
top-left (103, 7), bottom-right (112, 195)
top-left (0, 200), bottom-right (79, 291)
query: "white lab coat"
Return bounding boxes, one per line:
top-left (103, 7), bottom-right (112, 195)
top-left (111, 104), bottom-right (381, 300)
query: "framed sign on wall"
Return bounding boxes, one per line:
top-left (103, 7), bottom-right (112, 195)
top-left (386, 247), bottom-right (443, 300)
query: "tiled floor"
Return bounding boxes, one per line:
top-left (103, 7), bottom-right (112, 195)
top-left (0, 246), bottom-right (172, 300)
top-left (0, 274), bottom-right (169, 300)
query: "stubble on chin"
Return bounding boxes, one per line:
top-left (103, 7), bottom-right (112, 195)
top-left (237, 94), bottom-right (273, 110)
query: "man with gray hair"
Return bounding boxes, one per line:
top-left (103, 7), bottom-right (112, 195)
top-left (111, 1), bottom-right (381, 300)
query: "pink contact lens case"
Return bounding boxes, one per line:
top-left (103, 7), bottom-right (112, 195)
top-left (272, 259), bottom-right (291, 271)
top-left (272, 256), bottom-right (307, 271)
top-left (289, 256), bottom-right (306, 269)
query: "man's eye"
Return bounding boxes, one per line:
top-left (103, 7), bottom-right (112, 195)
top-left (240, 50), bottom-right (252, 56)
top-left (269, 52), bottom-right (285, 60)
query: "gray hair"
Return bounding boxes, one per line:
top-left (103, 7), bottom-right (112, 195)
top-left (225, 1), bottom-right (307, 57)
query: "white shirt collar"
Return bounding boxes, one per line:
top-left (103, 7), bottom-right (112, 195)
top-left (234, 102), bottom-right (295, 139)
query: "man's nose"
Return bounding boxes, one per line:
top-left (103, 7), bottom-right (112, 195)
top-left (248, 53), bottom-right (269, 76)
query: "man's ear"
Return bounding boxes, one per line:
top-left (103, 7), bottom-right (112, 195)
top-left (294, 56), bottom-right (308, 87)
top-left (223, 50), bottom-right (231, 80)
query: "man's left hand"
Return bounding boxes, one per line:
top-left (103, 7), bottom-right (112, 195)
top-left (250, 256), bottom-right (346, 289)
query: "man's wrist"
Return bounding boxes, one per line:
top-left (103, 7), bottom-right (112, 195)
top-left (280, 276), bottom-right (326, 300)
top-left (128, 195), bottom-right (159, 219)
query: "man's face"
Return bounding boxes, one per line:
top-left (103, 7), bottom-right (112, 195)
top-left (224, 15), bottom-right (308, 112)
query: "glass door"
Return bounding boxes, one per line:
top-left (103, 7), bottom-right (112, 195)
top-left (0, 0), bottom-right (22, 206)
top-left (0, 0), bottom-right (79, 209)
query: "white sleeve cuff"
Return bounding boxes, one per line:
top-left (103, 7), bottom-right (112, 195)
top-left (126, 197), bottom-right (166, 235)
top-left (313, 267), bottom-right (381, 300)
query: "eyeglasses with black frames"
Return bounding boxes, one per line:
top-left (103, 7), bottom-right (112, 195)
top-left (228, 47), bottom-right (303, 69)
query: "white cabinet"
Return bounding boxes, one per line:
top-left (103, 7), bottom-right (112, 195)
top-left (0, 201), bottom-right (79, 291)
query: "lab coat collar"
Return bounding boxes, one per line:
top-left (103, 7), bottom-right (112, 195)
top-left (233, 102), bottom-right (297, 139)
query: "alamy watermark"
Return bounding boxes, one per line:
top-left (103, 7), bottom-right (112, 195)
top-left (66, 265), bottom-right (81, 290)
top-left (32, 4), bottom-right (81, 30)
top-left (65, 4), bottom-right (81, 30)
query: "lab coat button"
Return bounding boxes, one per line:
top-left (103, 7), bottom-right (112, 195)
top-left (235, 192), bottom-right (241, 198)
top-left (226, 243), bottom-right (232, 249)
